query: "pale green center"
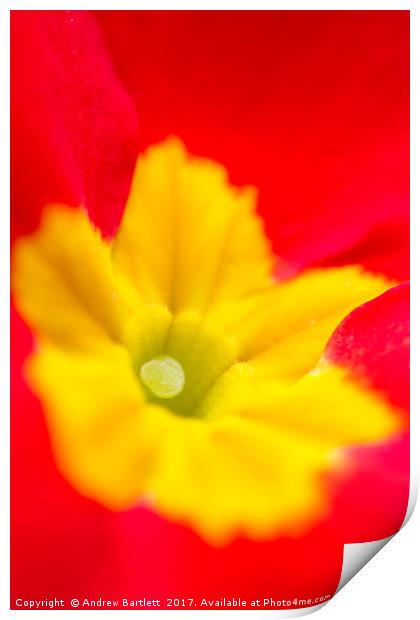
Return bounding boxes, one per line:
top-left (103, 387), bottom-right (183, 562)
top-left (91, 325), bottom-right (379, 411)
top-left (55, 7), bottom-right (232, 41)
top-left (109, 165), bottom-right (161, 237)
top-left (140, 355), bottom-right (185, 399)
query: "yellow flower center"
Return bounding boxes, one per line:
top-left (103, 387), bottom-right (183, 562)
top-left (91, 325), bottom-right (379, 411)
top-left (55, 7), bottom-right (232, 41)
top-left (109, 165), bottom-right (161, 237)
top-left (12, 137), bottom-right (401, 545)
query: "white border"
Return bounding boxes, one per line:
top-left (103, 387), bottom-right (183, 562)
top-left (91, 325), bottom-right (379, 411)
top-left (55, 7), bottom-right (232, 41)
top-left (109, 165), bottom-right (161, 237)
top-left (2, 2), bottom-right (417, 618)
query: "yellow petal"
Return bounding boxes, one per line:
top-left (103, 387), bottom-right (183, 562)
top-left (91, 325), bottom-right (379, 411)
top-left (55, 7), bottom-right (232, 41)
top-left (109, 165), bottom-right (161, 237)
top-left (209, 266), bottom-right (392, 380)
top-left (149, 416), bottom-right (330, 545)
top-left (12, 204), bottom-right (173, 359)
top-left (204, 365), bottom-right (401, 446)
top-left (27, 343), bottom-right (177, 510)
top-left (112, 137), bottom-right (273, 313)
top-left (12, 206), bottom-right (128, 352)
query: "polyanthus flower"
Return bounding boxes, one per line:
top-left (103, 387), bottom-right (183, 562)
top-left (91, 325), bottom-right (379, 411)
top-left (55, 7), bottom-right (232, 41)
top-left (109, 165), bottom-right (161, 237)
top-left (11, 10), bottom-right (409, 608)
top-left (13, 137), bottom-right (402, 545)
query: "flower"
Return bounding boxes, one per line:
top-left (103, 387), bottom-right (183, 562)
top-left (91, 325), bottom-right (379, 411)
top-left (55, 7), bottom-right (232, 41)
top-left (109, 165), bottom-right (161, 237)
top-left (11, 10), bottom-right (409, 608)
top-left (13, 137), bottom-right (402, 546)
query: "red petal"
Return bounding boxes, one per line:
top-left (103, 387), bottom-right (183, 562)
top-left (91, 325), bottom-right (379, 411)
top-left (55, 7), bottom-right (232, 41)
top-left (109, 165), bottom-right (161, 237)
top-left (323, 283), bottom-right (410, 542)
top-left (108, 509), bottom-right (343, 605)
top-left (320, 215), bottom-right (409, 281)
top-left (325, 282), bottom-right (409, 410)
top-left (328, 435), bottom-right (409, 543)
top-left (11, 10), bottom-right (138, 241)
top-left (10, 309), bottom-right (119, 601)
top-left (95, 10), bottom-right (409, 275)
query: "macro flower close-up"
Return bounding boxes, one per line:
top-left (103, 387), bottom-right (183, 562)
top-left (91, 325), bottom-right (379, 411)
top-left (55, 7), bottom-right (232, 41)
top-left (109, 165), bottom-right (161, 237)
top-left (10, 10), bottom-right (409, 611)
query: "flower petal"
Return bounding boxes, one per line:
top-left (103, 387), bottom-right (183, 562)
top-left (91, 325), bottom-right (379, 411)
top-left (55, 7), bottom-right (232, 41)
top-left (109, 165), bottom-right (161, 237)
top-left (95, 507), bottom-right (344, 605)
top-left (323, 283), bottom-right (410, 541)
top-left (321, 215), bottom-right (410, 281)
top-left (11, 10), bottom-right (138, 241)
top-left (12, 207), bottom-right (131, 351)
top-left (27, 344), bottom-right (174, 510)
top-left (113, 138), bottom-right (273, 312)
top-left (329, 435), bottom-right (409, 543)
top-left (325, 282), bottom-right (409, 410)
top-left (11, 309), bottom-right (115, 602)
top-left (96, 10), bottom-right (409, 273)
top-left (213, 367), bottom-right (401, 447)
top-left (210, 266), bottom-right (392, 379)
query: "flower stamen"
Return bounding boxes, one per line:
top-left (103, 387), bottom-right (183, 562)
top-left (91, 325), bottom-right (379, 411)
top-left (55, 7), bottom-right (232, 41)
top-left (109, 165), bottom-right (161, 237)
top-left (140, 355), bottom-right (185, 399)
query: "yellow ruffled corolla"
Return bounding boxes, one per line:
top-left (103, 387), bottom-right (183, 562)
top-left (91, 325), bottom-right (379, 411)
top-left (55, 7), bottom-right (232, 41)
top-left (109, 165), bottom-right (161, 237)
top-left (13, 139), bottom-right (400, 545)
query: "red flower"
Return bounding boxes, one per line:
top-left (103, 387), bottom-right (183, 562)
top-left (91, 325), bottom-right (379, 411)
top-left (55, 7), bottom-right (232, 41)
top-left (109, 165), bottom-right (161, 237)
top-left (11, 10), bottom-right (409, 609)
